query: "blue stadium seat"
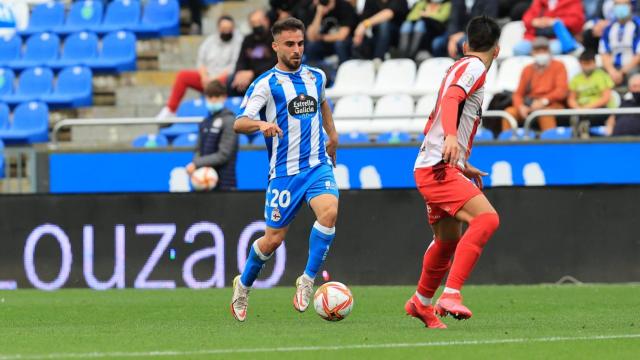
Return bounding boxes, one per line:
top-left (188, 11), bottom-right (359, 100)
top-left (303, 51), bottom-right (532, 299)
top-left (0, 67), bottom-right (54, 106)
top-left (474, 128), bottom-right (494, 142)
top-left (224, 96), bottom-right (243, 116)
top-left (19, 2), bottom-right (65, 36)
top-left (93, 0), bottom-right (141, 34)
top-left (0, 35), bottom-right (21, 66)
top-left (0, 102), bottom-right (9, 129)
top-left (376, 131), bottom-right (412, 144)
top-left (497, 128), bottom-right (536, 141)
top-left (131, 0), bottom-right (180, 38)
top-left (84, 31), bottom-right (136, 73)
top-left (159, 98), bottom-right (206, 137)
top-left (172, 133), bottom-right (198, 147)
top-left (590, 126), bottom-right (608, 137)
top-left (41, 66), bottom-right (93, 108)
top-left (53, 0), bottom-right (104, 35)
top-left (540, 127), bottom-right (572, 140)
top-left (0, 101), bottom-right (49, 143)
top-left (8, 32), bottom-right (60, 70)
top-left (252, 135), bottom-right (266, 146)
top-left (0, 68), bottom-right (15, 97)
top-left (339, 132), bottom-right (369, 144)
top-left (132, 133), bottom-right (169, 148)
top-left (0, 138), bottom-right (4, 178)
top-left (238, 134), bottom-right (250, 146)
top-left (49, 31), bottom-right (99, 70)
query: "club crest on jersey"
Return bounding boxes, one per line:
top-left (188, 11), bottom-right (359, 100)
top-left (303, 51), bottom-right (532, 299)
top-left (288, 93), bottom-right (317, 119)
top-left (271, 207), bottom-right (281, 222)
top-left (460, 73), bottom-right (475, 87)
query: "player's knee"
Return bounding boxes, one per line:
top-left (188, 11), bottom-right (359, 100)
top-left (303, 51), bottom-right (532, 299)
top-left (317, 205), bottom-right (338, 228)
top-left (477, 212), bottom-right (500, 235)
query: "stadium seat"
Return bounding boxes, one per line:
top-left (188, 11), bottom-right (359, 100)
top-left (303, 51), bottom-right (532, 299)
top-left (0, 102), bottom-right (9, 129)
top-left (333, 94), bottom-right (374, 133)
top-left (556, 55), bottom-right (581, 81)
top-left (238, 134), bottom-right (250, 146)
top-left (589, 125), bottom-right (608, 137)
top-left (497, 128), bottom-right (536, 141)
top-left (132, 133), bottom-right (169, 148)
top-left (339, 132), bottom-right (369, 144)
top-left (497, 21), bottom-right (525, 59)
top-left (411, 57), bottom-right (454, 95)
top-left (369, 94), bottom-right (414, 133)
top-left (540, 126), bottom-right (572, 140)
top-left (53, 0), bottom-right (104, 35)
top-left (496, 56), bottom-right (533, 92)
top-left (41, 66), bottom-right (93, 108)
top-left (8, 32), bottom-right (60, 70)
top-left (0, 138), bottom-right (4, 178)
top-left (252, 135), bottom-right (266, 146)
top-left (0, 101), bottom-right (49, 143)
top-left (172, 132), bottom-right (198, 147)
top-left (325, 60), bottom-right (375, 98)
top-left (159, 98), bottom-right (206, 137)
top-left (484, 62), bottom-right (500, 94)
top-left (84, 31), bottom-right (137, 73)
top-left (376, 131), bottom-right (412, 144)
top-left (369, 59), bottom-right (416, 96)
top-left (0, 68), bottom-right (15, 97)
top-left (19, 2), bottom-right (65, 36)
top-left (0, 67), bottom-right (54, 106)
top-left (92, 0), bottom-right (141, 34)
top-left (49, 31), bottom-right (99, 70)
top-left (130, 0), bottom-right (180, 38)
top-left (474, 128), bottom-right (494, 142)
top-left (224, 96), bottom-right (243, 116)
top-left (0, 34), bottom-right (21, 66)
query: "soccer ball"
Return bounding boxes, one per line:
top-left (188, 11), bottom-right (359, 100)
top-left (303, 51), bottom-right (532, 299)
top-left (190, 167), bottom-right (218, 191)
top-left (313, 281), bottom-right (354, 321)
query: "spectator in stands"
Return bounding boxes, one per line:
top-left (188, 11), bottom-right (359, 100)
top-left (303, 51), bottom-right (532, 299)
top-left (608, 73), bottom-right (640, 135)
top-left (228, 10), bottom-right (276, 97)
top-left (503, 37), bottom-right (568, 131)
top-left (513, 0), bottom-right (584, 56)
top-left (268, 0), bottom-right (312, 23)
top-left (446, 0), bottom-right (498, 59)
top-left (568, 51), bottom-right (615, 110)
top-left (352, 0), bottom-right (409, 61)
top-left (599, 0), bottom-right (640, 86)
top-left (305, 0), bottom-right (358, 65)
top-left (398, 0), bottom-right (451, 60)
top-left (186, 80), bottom-right (238, 191)
top-left (186, 0), bottom-right (203, 35)
top-left (157, 16), bottom-right (242, 120)
top-left (498, 0), bottom-right (532, 21)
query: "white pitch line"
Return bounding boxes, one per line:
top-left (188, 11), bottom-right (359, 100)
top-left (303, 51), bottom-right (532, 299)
top-left (0, 334), bottom-right (639, 360)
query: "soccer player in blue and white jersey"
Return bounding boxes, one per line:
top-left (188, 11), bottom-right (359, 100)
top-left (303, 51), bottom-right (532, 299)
top-left (230, 17), bottom-right (340, 322)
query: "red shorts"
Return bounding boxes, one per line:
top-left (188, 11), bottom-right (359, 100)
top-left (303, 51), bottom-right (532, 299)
top-left (414, 163), bottom-right (482, 224)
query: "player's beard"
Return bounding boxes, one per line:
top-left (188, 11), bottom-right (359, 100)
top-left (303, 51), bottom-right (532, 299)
top-left (281, 54), bottom-right (302, 71)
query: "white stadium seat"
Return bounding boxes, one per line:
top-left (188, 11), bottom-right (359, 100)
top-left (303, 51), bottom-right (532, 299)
top-left (496, 56), bottom-right (533, 92)
top-left (485, 61), bottom-right (500, 94)
top-left (498, 21), bottom-right (525, 59)
top-left (415, 94), bottom-right (437, 116)
top-left (333, 95), bottom-right (374, 133)
top-left (556, 55), bottom-right (581, 82)
top-left (325, 60), bottom-right (375, 98)
top-left (368, 94), bottom-right (415, 133)
top-left (369, 59), bottom-right (416, 96)
top-left (411, 57), bottom-right (454, 95)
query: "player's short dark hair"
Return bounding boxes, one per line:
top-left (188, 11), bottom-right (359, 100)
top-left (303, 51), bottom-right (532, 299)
top-left (204, 80), bottom-right (227, 98)
top-left (466, 16), bottom-right (501, 52)
top-left (218, 15), bottom-right (234, 25)
top-left (579, 50), bottom-right (596, 62)
top-left (271, 17), bottom-right (305, 38)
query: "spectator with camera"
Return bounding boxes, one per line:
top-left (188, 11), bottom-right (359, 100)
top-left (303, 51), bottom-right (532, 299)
top-left (304, 0), bottom-right (359, 65)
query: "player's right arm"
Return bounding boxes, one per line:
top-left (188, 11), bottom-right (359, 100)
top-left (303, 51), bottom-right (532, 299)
top-left (233, 78), bottom-right (283, 137)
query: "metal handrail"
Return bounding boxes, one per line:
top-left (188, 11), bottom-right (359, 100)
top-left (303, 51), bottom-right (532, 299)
top-left (524, 107), bottom-right (640, 134)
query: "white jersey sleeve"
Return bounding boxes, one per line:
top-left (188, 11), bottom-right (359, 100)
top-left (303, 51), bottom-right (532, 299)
top-left (238, 77), bottom-right (271, 120)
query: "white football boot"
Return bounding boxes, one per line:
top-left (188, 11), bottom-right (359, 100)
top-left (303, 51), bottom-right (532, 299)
top-left (293, 275), bottom-right (314, 312)
top-left (230, 275), bottom-right (250, 322)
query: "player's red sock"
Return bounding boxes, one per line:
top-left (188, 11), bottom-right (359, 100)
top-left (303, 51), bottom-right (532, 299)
top-left (417, 238), bottom-right (459, 299)
top-left (445, 213), bottom-right (500, 290)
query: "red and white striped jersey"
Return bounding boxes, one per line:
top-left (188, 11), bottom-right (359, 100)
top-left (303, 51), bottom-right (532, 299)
top-left (414, 56), bottom-right (488, 170)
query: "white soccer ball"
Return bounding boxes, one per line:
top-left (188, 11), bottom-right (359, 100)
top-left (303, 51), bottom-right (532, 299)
top-left (190, 167), bottom-right (219, 191)
top-left (313, 281), bottom-right (354, 321)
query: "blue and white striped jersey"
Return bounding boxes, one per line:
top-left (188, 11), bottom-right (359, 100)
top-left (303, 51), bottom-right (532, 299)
top-left (599, 16), bottom-right (640, 68)
top-left (238, 65), bottom-right (331, 180)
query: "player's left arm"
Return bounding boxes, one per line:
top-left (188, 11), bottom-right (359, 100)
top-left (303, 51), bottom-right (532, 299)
top-left (321, 100), bottom-right (339, 166)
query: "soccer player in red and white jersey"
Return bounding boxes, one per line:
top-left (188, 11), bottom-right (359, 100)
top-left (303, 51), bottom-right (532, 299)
top-left (405, 16), bottom-right (502, 329)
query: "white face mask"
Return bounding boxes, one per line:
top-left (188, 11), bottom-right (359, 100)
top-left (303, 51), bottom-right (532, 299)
top-left (534, 53), bottom-right (551, 67)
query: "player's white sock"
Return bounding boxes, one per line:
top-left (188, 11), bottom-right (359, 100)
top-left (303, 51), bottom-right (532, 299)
top-left (302, 273), bottom-right (315, 283)
top-left (415, 291), bottom-right (431, 305)
top-left (443, 287), bottom-right (460, 294)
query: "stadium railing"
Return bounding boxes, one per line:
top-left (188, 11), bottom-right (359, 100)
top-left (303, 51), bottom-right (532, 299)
top-left (523, 108), bottom-right (640, 138)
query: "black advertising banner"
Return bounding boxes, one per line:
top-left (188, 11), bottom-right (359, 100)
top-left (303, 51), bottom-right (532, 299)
top-left (0, 187), bottom-right (638, 290)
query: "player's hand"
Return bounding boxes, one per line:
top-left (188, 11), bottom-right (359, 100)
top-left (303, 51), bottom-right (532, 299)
top-left (259, 122), bottom-right (283, 138)
top-left (442, 135), bottom-right (460, 166)
top-left (326, 133), bottom-right (338, 166)
top-left (186, 162), bottom-right (196, 175)
top-left (463, 162), bottom-right (488, 190)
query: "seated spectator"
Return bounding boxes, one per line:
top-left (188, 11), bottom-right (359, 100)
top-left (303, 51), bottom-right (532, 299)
top-left (186, 80), bottom-right (238, 191)
top-left (157, 16), bottom-right (242, 119)
top-left (186, 0), bottom-right (203, 35)
top-left (398, 0), bottom-right (451, 60)
top-left (352, 0), bottom-right (409, 61)
top-left (608, 73), bottom-right (640, 135)
top-left (568, 51), bottom-right (615, 110)
top-left (498, 0), bottom-right (532, 21)
top-left (514, 0), bottom-right (584, 55)
top-left (228, 10), bottom-right (276, 97)
top-left (0, 0), bottom-right (28, 37)
top-left (446, 0), bottom-right (498, 59)
top-left (583, 0), bottom-right (616, 53)
top-left (503, 37), bottom-right (568, 131)
top-left (599, 0), bottom-right (640, 86)
top-left (268, 0), bottom-right (312, 23)
top-left (305, 0), bottom-right (358, 65)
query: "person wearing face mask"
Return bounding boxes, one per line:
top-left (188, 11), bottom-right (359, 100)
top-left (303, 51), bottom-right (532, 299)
top-left (228, 10), bottom-right (277, 97)
top-left (186, 80), bottom-right (238, 191)
top-left (305, 0), bottom-right (358, 65)
top-left (503, 37), bottom-right (568, 131)
top-left (157, 15), bottom-right (242, 120)
top-left (568, 50), bottom-right (616, 128)
top-left (599, 0), bottom-right (640, 85)
top-left (607, 73), bottom-right (640, 135)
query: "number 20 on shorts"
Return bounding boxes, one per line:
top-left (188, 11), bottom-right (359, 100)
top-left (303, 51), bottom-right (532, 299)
top-left (269, 189), bottom-right (291, 208)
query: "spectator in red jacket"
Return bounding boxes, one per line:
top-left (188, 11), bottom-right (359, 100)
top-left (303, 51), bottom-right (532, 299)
top-left (513, 0), bottom-right (585, 55)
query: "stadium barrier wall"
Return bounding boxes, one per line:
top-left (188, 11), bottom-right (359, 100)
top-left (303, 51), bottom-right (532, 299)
top-left (0, 187), bottom-right (638, 290)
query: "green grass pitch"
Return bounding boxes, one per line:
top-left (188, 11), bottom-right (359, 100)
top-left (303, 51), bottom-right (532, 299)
top-left (1, 284), bottom-right (639, 359)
